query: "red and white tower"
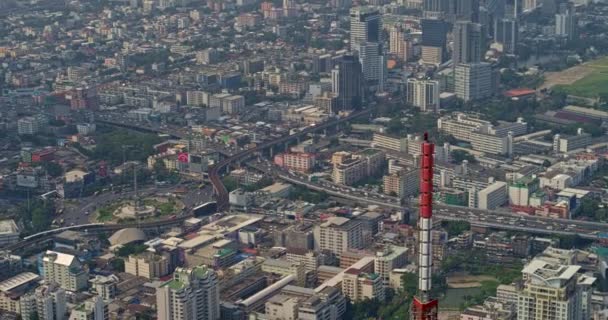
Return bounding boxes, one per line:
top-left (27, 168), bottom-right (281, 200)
top-left (411, 133), bottom-right (438, 320)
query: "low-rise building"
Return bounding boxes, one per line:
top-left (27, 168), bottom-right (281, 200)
top-left (125, 252), bottom-right (170, 279)
top-left (341, 269), bottom-right (385, 302)
top-left (262, 259), bottom-right (306, 286)
top-left (374, 246), bottom-right (408, 286)
top-left (332, 149), bottom-right (385, 186)
top-left (553, 131), bottom-right (591, 153)
top-left (372, 133), bottom-right (408, 152)
top-left (477, 181), bottom-right (508, 210)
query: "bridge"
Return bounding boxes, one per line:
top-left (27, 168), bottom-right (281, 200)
top-left (247, 163), bottom-right (608, 240)
top-left (208, 108), bottom-right (373, 211)
top-left (6, 214), bottom-right (192, 253)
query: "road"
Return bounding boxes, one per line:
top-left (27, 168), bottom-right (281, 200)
top-left (208, 108), bottom-right (374, 211)
top-left (248, 163), bottom-right (608, 240)
top-left (60, 184), bottom-right (214, 226)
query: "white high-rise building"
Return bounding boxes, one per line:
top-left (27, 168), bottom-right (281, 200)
top-left (517, 258), bottom-right (596, 320)
top-left (18, 283), bottom-right (66, 320)
top-left (42, 251), bottom-right (89, 292)
top-left (454, 63), bottom-right (493, 102)
top-left (406, 78), bottom-right (440, 112)
top-left (32, 284), bottom-right (67, 320)
top-left (356, 42), bottom-right (385, 91)
top-left (156, 266), bottom-right (220, 320)
top-left (350, 7), bottom-right (382, 51)
top-left (556, 11), bottom-right (576, 40)
top-left (313, 217), bottom-right (363, 257)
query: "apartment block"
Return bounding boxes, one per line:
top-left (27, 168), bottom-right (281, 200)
top-left (42, 251), bottom-right (88, 292)
top-left (313, 217), bottom-right (363, 257)
top-left (374, 246), bottom-right (408, 286)
top-left (477, 181), bottom-right (508, 210)
top-left (341, 269), bottom-right (385, 302)
top-left (157, 266), bottom-right (220, 320)
top-left (332, 149), bottom-right (385, 186)
top-left (517, 259), bottom-right (595, 320)
top-left (125, 252), bottom-right (170, 279)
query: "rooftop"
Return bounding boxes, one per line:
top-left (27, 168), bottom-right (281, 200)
top-left (43, 250), bottom-right (77, 267)
top-left (0, 272), bottom-right (39, 293)
top-left (523, 258), bottom-right (580, 284)
top-left (0, 220), bottom-right (18, 234)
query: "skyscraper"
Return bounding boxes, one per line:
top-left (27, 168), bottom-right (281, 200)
top-left (356, 42), bottom-right (386, 91)
top-left (455, 62), bottom-right (493, 102)
top-left (448, 0), bottom-right (480, 22)
top-left (423, 0), bottom-right (448, 18)
top-left (407, 78), bottom-right (440, 113)
top-left (494, 18), bottom-right (518, 54)
top-left (421, 19), bottom-right (448, 65)
top-left (332, 55), bottom-right (363, 110)
top-left (556, 10), bottom-right (576, 40)
top-left (350, 7), bottom-right (382, 51)
top-left (389, 26), bottom-right (413, 61)
top-left (156, 266), bottom-right (220, 320)
top-left (452, 21), bottom-right (483, 65)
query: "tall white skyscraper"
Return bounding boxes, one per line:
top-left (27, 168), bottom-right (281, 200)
top-left (156, 266), bottom-right (220, 320)
top-left (407, 78), bottom-right (440, 113)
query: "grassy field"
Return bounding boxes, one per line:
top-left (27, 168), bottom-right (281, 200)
top-left (555, 57), bottom-right (608, 98)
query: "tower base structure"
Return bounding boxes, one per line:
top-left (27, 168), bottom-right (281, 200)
top-left (411, 297), bottom-right (438, 320)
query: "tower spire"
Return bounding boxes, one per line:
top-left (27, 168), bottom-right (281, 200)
top-left (412, 132), bottom-right (438, 320)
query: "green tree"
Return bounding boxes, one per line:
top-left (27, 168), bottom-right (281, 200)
top-left (93, 128), bottom-right (162, 164)
top-left (42, 162), bottom-right (63, 177)
top-left (111, 258), bottom-right (125, 272)
top-left (451, 150), bottom-right (477, 164)
top-left (442, 221), bottom-right (471, 237)
top-left (222, 176), bottom-right (239, 192)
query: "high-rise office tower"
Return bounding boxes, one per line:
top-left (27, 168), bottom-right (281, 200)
top-left (332, 55), bottom-right (363, 110)
top-left (350, 7), bottom-right (382, 51)
top-left (453, 21), bottom-right (483, 65)
top-left (407, 78), bottom-right (440, 113)
top-left (494, 18), bottom-right (518, 54)
top-left (421, 19), bottom-right (448, 65)
top-left (455, 63), bottom-right (493, 102)
top-left (356, 42), bottom-right (386, 91)
top-left (157, 266), bottom-right (220, 320)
